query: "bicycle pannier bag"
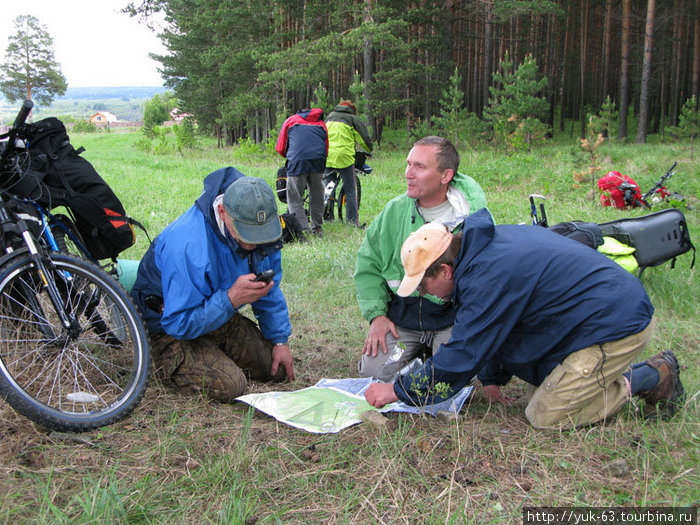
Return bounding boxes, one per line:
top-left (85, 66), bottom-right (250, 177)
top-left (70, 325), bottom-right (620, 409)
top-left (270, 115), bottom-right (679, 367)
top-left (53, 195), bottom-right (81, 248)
top-left (548, 221), bottom-right (604, 249)
top-left (598, 208), bottom-right (696, 275)
top-left (275, 165), bottom-right (288, 203)
top-left (279, 212), bottom-right (305, 243)
top-left (24, 117), bottom-right (136, 260)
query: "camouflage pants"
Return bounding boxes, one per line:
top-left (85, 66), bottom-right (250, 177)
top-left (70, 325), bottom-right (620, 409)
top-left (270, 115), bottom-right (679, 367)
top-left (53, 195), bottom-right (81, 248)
top-left (152, 314), bottom-right (286, 402)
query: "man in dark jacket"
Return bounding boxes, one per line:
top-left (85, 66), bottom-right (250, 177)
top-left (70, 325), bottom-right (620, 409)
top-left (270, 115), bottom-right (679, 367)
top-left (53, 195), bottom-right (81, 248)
top-left (276, 108), bottom-right (328, 235)
top-left (131, 167), bottom-right (295, 402)
top-left (355, 136), bottom-right (486, 381)
top-left (325, 100), bottom-right (373, 227)
top-left (365, 212), bottom-right (685, 429)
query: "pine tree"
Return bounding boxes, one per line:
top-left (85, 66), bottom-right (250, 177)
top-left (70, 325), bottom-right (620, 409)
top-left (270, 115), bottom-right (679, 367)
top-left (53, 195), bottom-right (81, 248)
top-left (483, 53), bottom-right (549, 153)
top-left (0, 15), bottom-right (67, 105)
top-left (590, 96), bottom-right (618, 159)
top-left (311, 83), bottom-right (331, 116)
top-left (433, 67), bottom-right (467, 147)
top-left (668, 96), bottom-right (699, 159)
top-left (349, 73), bottom-right (367, 119)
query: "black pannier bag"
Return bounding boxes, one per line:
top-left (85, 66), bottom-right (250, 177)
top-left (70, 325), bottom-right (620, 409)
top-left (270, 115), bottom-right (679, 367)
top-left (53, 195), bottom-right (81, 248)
top-left (599, 208), bottom-right (696, 276)
top-left (548, 221), bottom-right (604, 249)
top-left (24, 117), bottom-right (136, 260)
top-left (275, 164), bottom-right (288, 203)
top-left (279, 212), bottom-right (305, 243)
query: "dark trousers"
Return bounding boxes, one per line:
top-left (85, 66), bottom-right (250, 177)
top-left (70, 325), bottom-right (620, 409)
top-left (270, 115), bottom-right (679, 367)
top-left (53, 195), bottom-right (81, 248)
top-left (152, 314), bottom-right (285, 402)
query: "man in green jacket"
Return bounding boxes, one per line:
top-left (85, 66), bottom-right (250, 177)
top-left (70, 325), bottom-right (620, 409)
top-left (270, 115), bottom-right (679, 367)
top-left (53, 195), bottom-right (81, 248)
top-left (354, 136), bottom-right (487, 380)
top-left (326, 100), bottom-right (373, 226)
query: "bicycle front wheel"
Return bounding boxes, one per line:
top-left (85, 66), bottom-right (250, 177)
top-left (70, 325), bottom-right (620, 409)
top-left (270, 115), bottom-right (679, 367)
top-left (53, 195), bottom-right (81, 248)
top-left (0, 253), bottom-right (150, 432)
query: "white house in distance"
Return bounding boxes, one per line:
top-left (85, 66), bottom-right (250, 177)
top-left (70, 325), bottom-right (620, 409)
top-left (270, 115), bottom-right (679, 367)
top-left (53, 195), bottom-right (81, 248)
top-left (170, 107), bottom-right (194, 122)
top-left (163, 107), bottom-right (195, 126)
top-left (89, 111), bottom-right (118, 126)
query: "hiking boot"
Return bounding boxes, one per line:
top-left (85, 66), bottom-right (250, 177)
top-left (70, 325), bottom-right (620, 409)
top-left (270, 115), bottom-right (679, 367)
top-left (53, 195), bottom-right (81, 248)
top-left (311, 227), bottom-right (323, 238)
top-left (638, 349), bottom-right (685, 414)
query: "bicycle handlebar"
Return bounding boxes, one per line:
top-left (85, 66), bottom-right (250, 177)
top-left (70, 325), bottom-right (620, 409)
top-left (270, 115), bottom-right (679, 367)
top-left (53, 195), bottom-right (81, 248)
top-left (642, 161), bottom-right (677, 202)
top-left (13, 99), bottom-right (34, 129)
top-left (1, 99), bottom-right (34, 166)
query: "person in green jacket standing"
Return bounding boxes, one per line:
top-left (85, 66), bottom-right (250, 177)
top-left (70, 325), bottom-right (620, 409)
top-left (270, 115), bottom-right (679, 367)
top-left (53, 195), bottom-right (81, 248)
top-left (325, 100), bottom-right (373, 227)
top-left (354, 136), bottom-right (487, 381)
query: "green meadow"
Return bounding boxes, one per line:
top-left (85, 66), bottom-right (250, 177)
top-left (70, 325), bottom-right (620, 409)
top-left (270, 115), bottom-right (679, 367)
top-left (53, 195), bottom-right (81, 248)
top-left (0, 128), bottom-right (698, 524)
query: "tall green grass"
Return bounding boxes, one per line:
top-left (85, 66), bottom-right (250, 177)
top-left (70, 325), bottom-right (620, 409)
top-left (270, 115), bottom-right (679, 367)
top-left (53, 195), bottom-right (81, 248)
top-left (0, 129), bottom-right (697, 524)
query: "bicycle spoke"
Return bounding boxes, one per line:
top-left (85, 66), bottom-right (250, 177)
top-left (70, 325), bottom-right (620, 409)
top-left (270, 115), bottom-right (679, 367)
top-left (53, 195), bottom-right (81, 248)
top-left (0, 254), bottom-right (149, 429)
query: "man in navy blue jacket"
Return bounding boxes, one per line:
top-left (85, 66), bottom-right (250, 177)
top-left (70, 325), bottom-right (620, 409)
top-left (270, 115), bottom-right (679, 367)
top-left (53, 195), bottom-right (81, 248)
top-left (131, 168), bottom-right (295, 402)
top-left (365, 211), bottom-right (685, 429)
top-left (276, 108), bottom-right (328, 236)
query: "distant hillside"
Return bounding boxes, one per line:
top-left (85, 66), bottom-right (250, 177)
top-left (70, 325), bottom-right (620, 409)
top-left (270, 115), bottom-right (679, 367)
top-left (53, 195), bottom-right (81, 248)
top-left (56, 86), bottom-right (167, 101)
top-left (0, 86), bottom-right (169, 124)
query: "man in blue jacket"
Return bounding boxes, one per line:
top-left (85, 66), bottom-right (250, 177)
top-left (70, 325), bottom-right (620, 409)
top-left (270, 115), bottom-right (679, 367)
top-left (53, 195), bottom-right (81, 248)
top-left (365, 213), bottom-right (685, 429)
top-left (131, 168), bottom-right (295, 402)
top-left (276, 108), bottom-right (328, 236)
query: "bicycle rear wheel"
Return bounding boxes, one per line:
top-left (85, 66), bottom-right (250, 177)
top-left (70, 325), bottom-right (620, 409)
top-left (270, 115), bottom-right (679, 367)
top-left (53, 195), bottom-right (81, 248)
top-left (337, 173), bottom-right (362, 222)
top-left (0, 253), bottom-right (150, 432)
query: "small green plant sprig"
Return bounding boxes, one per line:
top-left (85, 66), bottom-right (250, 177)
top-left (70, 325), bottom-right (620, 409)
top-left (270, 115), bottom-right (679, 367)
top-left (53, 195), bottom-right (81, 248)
top-left (408, 372), bottom-right (454, 406)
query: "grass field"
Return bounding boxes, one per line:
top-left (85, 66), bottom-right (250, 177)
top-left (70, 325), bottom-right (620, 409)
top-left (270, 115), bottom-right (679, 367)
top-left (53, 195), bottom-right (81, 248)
top-left (0, 128), bottom-right (698, 524)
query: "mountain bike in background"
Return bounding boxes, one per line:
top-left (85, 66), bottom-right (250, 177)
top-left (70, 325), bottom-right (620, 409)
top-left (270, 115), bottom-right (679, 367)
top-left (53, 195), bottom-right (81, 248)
top-left (319, 151), bottom-right (372, 222)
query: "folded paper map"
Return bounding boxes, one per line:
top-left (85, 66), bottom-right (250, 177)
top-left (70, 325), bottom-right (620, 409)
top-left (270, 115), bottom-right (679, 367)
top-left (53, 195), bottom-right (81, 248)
top-left (236, 377), bottom-right (473, 434)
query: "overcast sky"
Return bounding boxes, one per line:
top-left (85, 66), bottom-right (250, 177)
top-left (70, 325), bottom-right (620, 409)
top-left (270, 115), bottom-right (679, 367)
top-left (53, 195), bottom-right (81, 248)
top-left (0, 0), bottom-right (166, 88)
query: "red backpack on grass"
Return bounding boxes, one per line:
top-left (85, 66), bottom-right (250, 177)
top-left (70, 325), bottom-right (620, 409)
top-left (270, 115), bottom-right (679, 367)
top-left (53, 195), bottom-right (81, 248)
top-left (597, 171), bottom-right (646, 209)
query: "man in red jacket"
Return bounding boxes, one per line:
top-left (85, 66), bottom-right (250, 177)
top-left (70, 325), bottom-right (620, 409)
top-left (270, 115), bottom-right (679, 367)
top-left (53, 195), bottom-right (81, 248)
top-left (276, 108), bottom-right (329, 236)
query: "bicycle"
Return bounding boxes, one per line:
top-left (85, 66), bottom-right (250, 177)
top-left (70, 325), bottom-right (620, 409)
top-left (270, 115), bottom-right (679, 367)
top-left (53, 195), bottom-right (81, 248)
top-left (0, 100), bottom-right (150, 432)
top-left (312, 152), bottom-right (372, 222)
top-left (598, 162), bottom-right (687, 210)
top-left (525, 192), bottom-right (695, 277)
top-left (640, 162), bottom-right (687, 208)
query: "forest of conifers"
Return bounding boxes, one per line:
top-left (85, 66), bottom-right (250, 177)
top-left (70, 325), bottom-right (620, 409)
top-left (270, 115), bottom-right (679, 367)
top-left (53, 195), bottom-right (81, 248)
top-left (128, 0), bottom-right (699, 145)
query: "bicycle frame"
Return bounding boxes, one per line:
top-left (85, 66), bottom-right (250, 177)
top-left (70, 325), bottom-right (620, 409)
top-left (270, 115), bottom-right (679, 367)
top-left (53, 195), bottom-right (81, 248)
top-left (322, 169), bottom-right (342, 215)
top-left (641, 162), bottom-right (677, 204)
top-left (293, 153), bottom-right (372, 224)
top-left (0, 197), bottom-right (81, 333)
top-left (0, 100), bottom-right (91, 333)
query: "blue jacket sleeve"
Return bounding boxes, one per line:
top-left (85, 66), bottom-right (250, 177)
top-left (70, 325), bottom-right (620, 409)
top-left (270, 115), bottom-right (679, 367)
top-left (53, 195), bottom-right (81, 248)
top-left (157, 237), bottom-right (236, 340)
top-left (476, 359), bottom-right (514, 386)
top-left (393, 264), bottom-right (527, 406)
top-left (251, 250), bottom-right (292, 344)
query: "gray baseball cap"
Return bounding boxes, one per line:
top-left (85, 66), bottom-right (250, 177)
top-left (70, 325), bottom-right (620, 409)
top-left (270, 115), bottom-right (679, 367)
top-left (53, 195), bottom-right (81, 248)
top-left (223, 177), bottom-right (282, 244)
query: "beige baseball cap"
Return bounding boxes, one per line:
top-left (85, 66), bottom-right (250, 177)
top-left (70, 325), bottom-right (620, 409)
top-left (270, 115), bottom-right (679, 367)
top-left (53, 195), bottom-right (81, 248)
top-left (396, 223), bottom-right (453, 297)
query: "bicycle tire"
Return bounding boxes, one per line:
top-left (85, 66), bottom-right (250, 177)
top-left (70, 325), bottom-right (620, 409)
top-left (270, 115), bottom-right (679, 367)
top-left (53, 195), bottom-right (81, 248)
top-left (50, 214), bottom-right (89, 259)
top-left (0, 253), bottom-right (150, 432)
top-left (337, 173), bottom-right (362, 222)
top-left (323, 193), bottom-right (336, 221)
top-left (322, 172), bottom-right (338, 221)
